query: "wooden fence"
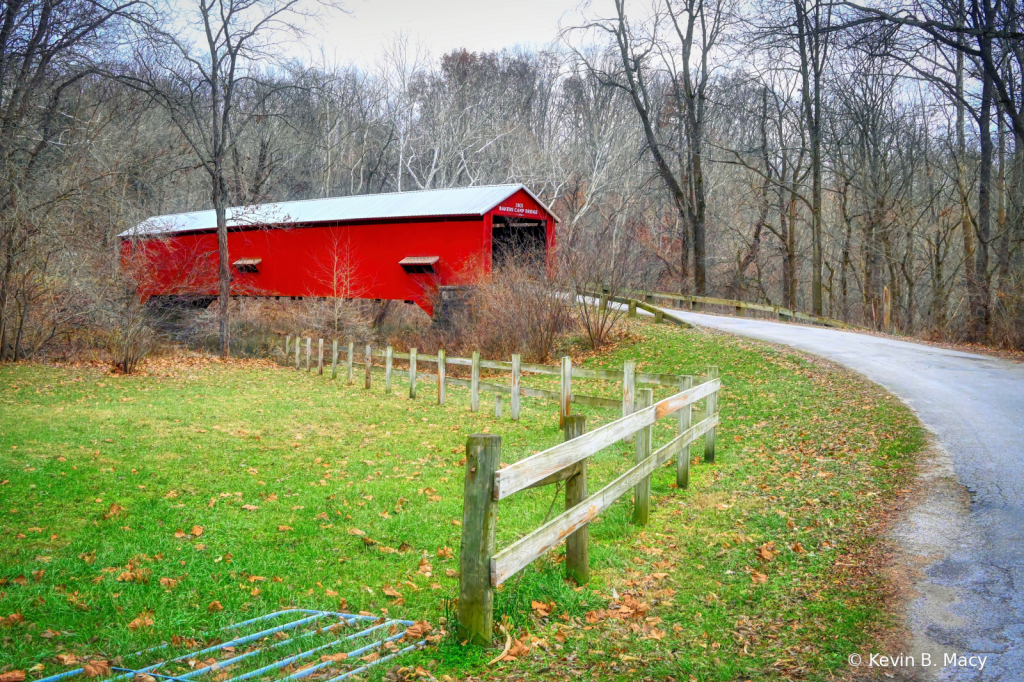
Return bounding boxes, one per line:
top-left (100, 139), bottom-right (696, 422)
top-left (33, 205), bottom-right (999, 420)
top-left (456, 369), bottom-right (721, 644)
top-left (614, 289), bottom-right (862, 330)
top-left (279, 334), bottom-right (698, 424)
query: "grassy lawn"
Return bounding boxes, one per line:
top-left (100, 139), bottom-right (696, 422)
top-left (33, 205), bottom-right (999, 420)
top-left (0, 321), bottom-right (922, 681)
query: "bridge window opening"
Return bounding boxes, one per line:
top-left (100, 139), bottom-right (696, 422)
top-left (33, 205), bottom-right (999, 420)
top-left (492, 217), bottom-right (546, 268)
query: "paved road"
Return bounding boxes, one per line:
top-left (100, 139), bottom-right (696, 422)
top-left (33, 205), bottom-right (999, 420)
top-left (662, 309), bottom-right (1024, 681)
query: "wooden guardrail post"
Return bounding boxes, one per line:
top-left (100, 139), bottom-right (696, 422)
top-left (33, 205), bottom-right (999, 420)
top-left (294, 335), bottom-right (300, 370)
top-left (494, 393), bottom-right (502, 418)
top-left (409, 348), bottom-right (418, 399)
top-left (470, 351), bottom-right (480, 412)
top-left (331, 340), bottom-right (339, 379)
top-left (284, 335), bottom-right (291, 361)
top-left (346, 341), bottom-right (354, 384)
top-left (677, 375), bottom-right (693, 489)
top-left (317, 339), bottom-right (324, 375)
top-left (364, 344), bottom-right (372, 389)
top-left (735, 304), bottom-right (744, 318)
top-left (623, 360), bottom-right (636, 443)
top-left (598, 292), bottom-right (608, 312)
top-left (653, 308), bottom-right (665, 324)
top-left (458, 434), bottom-right (501, 646)
top-left (305, 337), bottom-right (312, 372)
top-left (704, 366), bottom-right (719, 462)
top-left (437, 349), bottom-right (446, 405)
top-left (560, 356), bottom-right (572, 427)
top-left (384, 346), bottom-right (393, 393)
top-left (633, 388), bottom-right (653, 525)
top-left (563, 415), bottom-right (589, 584)
top-left (510, 354), bottom-right (521, 420)
top-left (628, 300), bottom-right (637, 318)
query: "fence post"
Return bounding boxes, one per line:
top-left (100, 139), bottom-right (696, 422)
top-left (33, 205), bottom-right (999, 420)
top-left (628, 300), bottom-right (637, 318)
top-left (470, 351), bottom-right (480, 412)
top-left (317, 339), bottom-right (324, 375)
top-left (385, 346), bottom-right (393, 394)
top-left (560, 356), bottom-right (572, 427)
top-left (294, 336), bottom-right (300, 370)
top-left (677, 375), bottom-right (693, 489)
top-left (331, 340), bottom-right (339, 379)
top-left (457, 434), bottom-right (501, 646)
top-left (409, 348), bottom-right (417, 399)
top-left (633, 388), bottom-right (653, 525)
top-left (510, 354), bottom-right (521, 420)
top-left (364, 345), bottom-right (372, 390)
top-left (284, 335), bottom-right (291, 361)
top-left (563, 415), bottom-right (589, 584)
top-left (346, 341), bottom-right (354, 384)
top-left (653, 308), bottom-right (664, 324)
top-left (735, 304), bottom-right (744, 318)
top-left (622, 360), bottom-right (636, 443)
top-left (598, 293), bottom-right (608, 312)
top-left (437, 349), bottom-right (446, 405)
top-left (305, 337), bottom-right (312, 371)
top-left (494, 393), bottom-right (502, 418)
top-left (704, 366), bottom-right (719, 463)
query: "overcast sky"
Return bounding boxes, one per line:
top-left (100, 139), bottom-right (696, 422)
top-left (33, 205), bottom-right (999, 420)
top-left (297, 0), bottom-right (595, 66)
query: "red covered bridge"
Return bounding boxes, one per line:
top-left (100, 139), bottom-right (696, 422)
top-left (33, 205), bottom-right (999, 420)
top-left (121, 184), bottom-right (558, 316)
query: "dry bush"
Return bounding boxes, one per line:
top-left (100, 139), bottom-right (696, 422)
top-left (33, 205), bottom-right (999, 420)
top-left (469, 260), bottom-right (573, 362)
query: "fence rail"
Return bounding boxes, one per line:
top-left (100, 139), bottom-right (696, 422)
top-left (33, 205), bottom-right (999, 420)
top-left (456, 368), bottom-right (721, 645)
top-left (280, 334), bottom-right (698, 423)
top-left (618, 289), bottom-right (863, 330)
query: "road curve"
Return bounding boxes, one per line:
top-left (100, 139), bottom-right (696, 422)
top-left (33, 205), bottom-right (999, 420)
top-left (662, 309), bottom-right (1024, 681)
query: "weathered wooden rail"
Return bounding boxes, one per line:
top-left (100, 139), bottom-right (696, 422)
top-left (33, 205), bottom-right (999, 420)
top-left (605, 288), bottom-right (862, 330)
top-left (280, 334), bottom-right (696, 424)
top-left (456, 368), bottom-right (721, 644)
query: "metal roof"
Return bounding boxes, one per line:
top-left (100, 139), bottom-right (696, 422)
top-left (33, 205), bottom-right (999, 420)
top-left (121, 185), bottom-right (556, 237)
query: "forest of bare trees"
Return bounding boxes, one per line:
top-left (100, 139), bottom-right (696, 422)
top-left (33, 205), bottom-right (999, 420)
top-left (1, 0), bottom-right (1021, 362)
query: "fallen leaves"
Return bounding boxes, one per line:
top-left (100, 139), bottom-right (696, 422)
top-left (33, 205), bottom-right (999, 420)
top-left (435, 546), bottom-right (453, 559)
top-left (750, 570), bottom-right (768, 584)
top-left (0, 671), bottom-right (25, 682)
top-left (756, 541), bottom-right (778, 562)
top-left (160, 577), bottom-right (178, 589)
top-left (403, 621), bottom-right (432, 640)
top-left (347, 528), bottom-right (365, 536)
top-left (277, 526), bottom-right (293, 532)
top-left (83, 661), bottom-right (111, 678)
top-left (208, 600), bottom-right (223, 613)
top-left (241, 504), bottom-right (259, 512)
top-left (55, 654), bottom-right (79, 666)
top-left (190, 526), bottom-right (204, 537)
top-left (102, 503), bottom-right (125, 519)
top-left (531, 600), bottom-right (554, 618)
top-left (128, 611), bottom-right (155, 630)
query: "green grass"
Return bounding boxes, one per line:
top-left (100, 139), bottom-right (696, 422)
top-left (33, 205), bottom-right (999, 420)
top-left (0, 321), bottom-right (922, 681)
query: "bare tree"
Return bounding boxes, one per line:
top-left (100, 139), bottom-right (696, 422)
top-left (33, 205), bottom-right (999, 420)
top-left (126, 0), bottom-right (332, 357)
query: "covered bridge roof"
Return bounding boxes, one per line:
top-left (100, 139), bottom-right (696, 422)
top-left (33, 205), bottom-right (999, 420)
top-left (121, 184), bottom-right (555, 237)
